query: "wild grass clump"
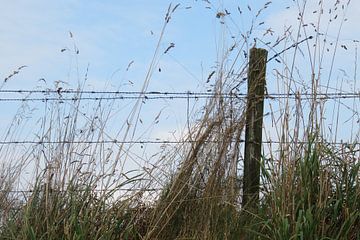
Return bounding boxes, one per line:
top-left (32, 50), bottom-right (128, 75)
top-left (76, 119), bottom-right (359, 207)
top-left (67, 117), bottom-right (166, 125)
top-left (0, 180), bottom-right (151, 239)
top-left (0, 94), bottom-right (152, 239)
top-left (144, 95), bottom-right (246, 239)
top-left (255, 139), bottom-right (360, 239)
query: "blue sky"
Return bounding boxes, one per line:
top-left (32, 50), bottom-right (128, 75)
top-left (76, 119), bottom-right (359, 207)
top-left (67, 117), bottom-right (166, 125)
top-left (2, 0), bottom-right (358, 89)
top-left (1, 1), bottom-right (277, 90)
top-left (1, 0), bottom-right (360, 146)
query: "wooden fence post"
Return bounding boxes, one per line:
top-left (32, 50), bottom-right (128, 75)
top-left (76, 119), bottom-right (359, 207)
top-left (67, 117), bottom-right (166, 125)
top-left (243, 48), bottom-right (268, 209)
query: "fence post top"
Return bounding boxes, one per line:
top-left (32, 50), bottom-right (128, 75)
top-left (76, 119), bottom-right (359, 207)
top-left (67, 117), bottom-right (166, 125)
top-left (250, 47), bottom-right (268, 54)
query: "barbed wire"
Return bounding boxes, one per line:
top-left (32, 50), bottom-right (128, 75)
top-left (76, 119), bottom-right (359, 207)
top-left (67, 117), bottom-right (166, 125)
top-left (0, 96), bottom-right (212, 102)
top-left (0, 89), bottom-right (216, 95)
top-left (1, 89), bottom-right (360, 96)
top-left (0, 139), bottom-right (358, 146)
top-left (0, 140), bottom-right (204, 144)
top-left (0, 90), bottom-right (211, 95)
top-left (1, 138), bottom-right (359, 195)
top-left (0, 90), bottom-right (359, 102)
top-left (0, 188), bottom-right (162, 194)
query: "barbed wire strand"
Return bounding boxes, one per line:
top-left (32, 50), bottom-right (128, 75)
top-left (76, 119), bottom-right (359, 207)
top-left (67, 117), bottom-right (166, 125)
top-left (1, 89), bottom-right (360, 97)
top-left (0, 94), bottom-right (359, 102)
top-left (0, 139), bottom-right (358, 145)
top-left (1, 188), bottom-right (162, 194)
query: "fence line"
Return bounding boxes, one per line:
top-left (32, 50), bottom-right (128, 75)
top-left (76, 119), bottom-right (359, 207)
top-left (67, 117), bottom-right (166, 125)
top-left (0, 89), bottom-right (360, 97)
top-left (0, 92), bottom-right (359, 102)
top-left (0, 139), bottom-right (358, 146)
top-left (1, 188), bottom-right (163, 194)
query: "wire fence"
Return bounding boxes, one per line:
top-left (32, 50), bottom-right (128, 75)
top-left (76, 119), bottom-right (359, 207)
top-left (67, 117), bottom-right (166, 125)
top-left (0, 88), bottom-right (359, 146)
top-left (0, 188), bottom-right (163, 194)
top-left (0, 88), bottom-right (360, 195)
top-left (0, 89), bottom-right (359, 101)
top-left (0, 139), bottom-right (358, 146)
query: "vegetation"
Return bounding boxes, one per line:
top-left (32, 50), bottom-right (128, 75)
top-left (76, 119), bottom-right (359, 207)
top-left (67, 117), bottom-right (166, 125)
top-left (1, 1), bottom-right (359, 239)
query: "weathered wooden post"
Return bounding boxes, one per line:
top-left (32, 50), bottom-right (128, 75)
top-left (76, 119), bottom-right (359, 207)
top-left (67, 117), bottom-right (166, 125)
top-left (243, 48), bottom-right (268, 209)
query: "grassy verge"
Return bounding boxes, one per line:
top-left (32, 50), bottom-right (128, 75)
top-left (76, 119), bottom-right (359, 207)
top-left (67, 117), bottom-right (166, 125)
top-left (1, 1), bottom-right (359, 239)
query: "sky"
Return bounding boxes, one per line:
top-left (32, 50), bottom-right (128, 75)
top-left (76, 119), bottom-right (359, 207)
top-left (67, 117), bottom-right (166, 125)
top-left (2, 1), bottom-right (359, 87)
top-left (0, 0), bottom-right (269, 138)
top-left (1, 0), bottom-right (360, 164)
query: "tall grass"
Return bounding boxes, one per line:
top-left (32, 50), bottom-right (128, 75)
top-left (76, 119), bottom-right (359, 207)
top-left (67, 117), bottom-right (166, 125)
top-left (1, 1), bottom-right (359, 239)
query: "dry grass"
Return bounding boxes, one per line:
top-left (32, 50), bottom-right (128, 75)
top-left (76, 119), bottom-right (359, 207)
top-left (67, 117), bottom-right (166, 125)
top-left (1, 1), bottom-right (360, 239)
